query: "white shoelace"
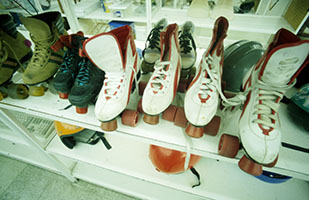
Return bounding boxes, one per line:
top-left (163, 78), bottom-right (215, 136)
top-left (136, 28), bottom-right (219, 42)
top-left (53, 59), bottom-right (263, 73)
top-left (252, 79), bottom-right (294, 129)
top-left (103, 72), bottom-right (125, 100)
top-left (149, 60), bottom-right (171, 93)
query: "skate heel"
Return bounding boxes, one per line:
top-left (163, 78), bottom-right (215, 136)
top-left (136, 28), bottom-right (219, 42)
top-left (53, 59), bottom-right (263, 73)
top-left (101, 119), bottom-right (118, 131)
top-left (59, 92), bottom-right (69, 99)
top-left (76, 106), bottom-right (88, 114)
top-left (143, 114), bottom-right (159, 125)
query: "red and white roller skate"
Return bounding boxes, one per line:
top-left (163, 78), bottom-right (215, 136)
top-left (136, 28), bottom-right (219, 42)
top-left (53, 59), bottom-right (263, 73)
top-left (142, 24), bottom-right (181, 125)
top-left (237, 28), bottom-right (309, 175)
top-left (83, 25), bottom-right (140, 131)
top-left (184, 17), bottom-right (229, 138)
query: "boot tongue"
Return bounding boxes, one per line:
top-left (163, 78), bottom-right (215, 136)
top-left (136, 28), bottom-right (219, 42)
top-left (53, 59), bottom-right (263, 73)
top-left (21, 17), bottom-right (51, 39)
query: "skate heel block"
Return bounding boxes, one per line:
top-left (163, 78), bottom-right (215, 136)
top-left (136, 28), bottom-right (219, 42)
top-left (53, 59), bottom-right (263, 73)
top-left (76, 106), bottom-right (88, 114)
top-left (143, 114), bottom-right (159, 125)
top-left (185, 124), bottom-right (204, 138)
top-left (59, 92), bottom-right (69, 99)
top-left (101, 119), bottom-right (118, 131)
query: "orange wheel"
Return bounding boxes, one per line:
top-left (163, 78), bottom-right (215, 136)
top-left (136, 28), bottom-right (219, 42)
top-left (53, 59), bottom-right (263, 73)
top-left (174, 107), bottom-right (188, 128)
top-left (101, 119), bottom-right (117, 131)
top-left (185, 123), bottom-right (204, 138)
top-left (138, 81), bottom-right (148, 96)
top-left (238, 155), bottom-right (262, 176)
top-left (264, 155), bottom-right (278, 168)
top-left (143, 114), bottom-right (159, 125)
top-left (121, 109), bottom-right (139, 127)
top-left (162, 105), bottom-right (177, 122)
top-left (177, 78), bottom-right (188, 93)
top-left (137, 98), bottom-right (143, 114)
top-left (204, 116), bottom-right (221, 136)
top-left (218, 134), bottom-right (239, 158)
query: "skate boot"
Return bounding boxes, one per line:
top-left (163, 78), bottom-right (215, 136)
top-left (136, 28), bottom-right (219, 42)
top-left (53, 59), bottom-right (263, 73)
top-left (21, 11), bottom-right (66, 96)
top-left (141, 18), bottom-right (167, 73)
top-left (68, 56), bottom-right (105, 114)
top-left (237, 28), bottom-right (309, 176)
top-left (184, 17), bottom-right (229, 138)
top-left (178, 21), bottom-right (197, 93)
top-left (142, 23), bottom-right (181, 125)
top-left (83, 25), bottom-right (140, 131)
top-left (51, 32), bottom-right (85, 99)
top-left (0, 14), bottom-right (32, 100)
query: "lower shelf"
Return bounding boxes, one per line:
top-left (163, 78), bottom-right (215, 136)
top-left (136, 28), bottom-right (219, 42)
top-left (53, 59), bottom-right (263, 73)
top-left (47, 133), bottom-right (309, 200)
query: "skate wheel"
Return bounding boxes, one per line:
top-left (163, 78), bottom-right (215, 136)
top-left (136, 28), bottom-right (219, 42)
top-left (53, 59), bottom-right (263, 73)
top-left (122, 109), bottom-right (139, 127)
top-left (29, 85), bottom-right (45, 96)
top-left (238, 155), bottom-right (263, 176)
top-left (162, 105), bottom-right (177, 122)
top-left (218, 134), bottom-right (239, 158)
top-left (143, 114), bottom-right (159, 125)
top-left (59, 92), bottom-right (69, 99)
top-left (141, 60), bottom-right (154, 73)
top-left (264, 155), bottom-right (278, 168)
top-left (138, 81), bottom-right (147, 96)
top-left (101, 119), bottom-right (118, 131)
top-left (174, 107), bottom-right (188, 128)
top-left (204, 116), bottom-right (221, 136)
top-left (7, 84), bottom-right (29, 99)
top-left (137, 98), bottom-right (144, 114)
top-left (76, 106), bottom-right (88, 114)
top-left (185, 123), bottom-right (204, 138)
top-left (177, 78), bottom-right (188, 93)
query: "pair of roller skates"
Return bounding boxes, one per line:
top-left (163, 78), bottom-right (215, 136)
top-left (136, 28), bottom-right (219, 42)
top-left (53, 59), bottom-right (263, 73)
top-left (139, 19), bottom-right (197, 125)
top-left (52, 32), bottom-right (105, 114)
top-left (218, 28), bottom-right (309, 176)
top-left (0, 14), bottom-right (32, 101)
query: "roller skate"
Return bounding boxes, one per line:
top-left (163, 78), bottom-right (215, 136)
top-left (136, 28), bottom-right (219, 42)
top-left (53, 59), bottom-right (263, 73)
top-left (142, 23), bottom-right (181, 125)
top-left (51, 32), bottom-right (85, 99)
top-left (0, 14), bottom-right (32, 100)
top-left (68, 56), bottom-right (105, 114)
top-left (83, 25), bottom-right (140, 131)
top-left (218, 28), bottom-right (309, 176)
top-left (141, 18), bottom-right (167, 73)
top-left (178, 21), bottom-right (197, 93)
top-left (184, 17), bottom-right (229, 138)
top-left (21, 11), bottom-right (66, 96)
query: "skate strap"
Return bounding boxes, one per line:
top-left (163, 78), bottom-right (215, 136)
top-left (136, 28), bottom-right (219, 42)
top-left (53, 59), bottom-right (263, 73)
top-left (96, 132), bottom-right (112, 150)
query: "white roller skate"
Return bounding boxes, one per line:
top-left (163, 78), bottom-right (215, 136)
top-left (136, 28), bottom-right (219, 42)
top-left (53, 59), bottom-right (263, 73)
top-left (83, 25), bottom-right (140, 131)
top-left (142, 23), bottom-right (181, 125)
top-left (184, 17), bottom-right (229, 138)
top-left (237, 28), bottom-right (309, 175)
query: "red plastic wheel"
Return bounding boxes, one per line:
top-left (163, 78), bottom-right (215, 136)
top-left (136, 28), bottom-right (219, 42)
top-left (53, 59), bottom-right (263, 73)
top-left (122, 109), bottom-right (139, 127)
top-left (76, 106), bottom-right (88, 114)
top-left (238, 155), bottom-right (263, 176)
top-left (59, 92), bottom-right (69, 99)
top-left (174, 107), bottom-right (188, 128)
top-left (185, 123), bottom-right (204, 138)
top-left (218, 134), bottom-right (239, 158)
top-left (137, 98), bottom-right (144, 114)
top-left (162, 105), bottom-right (177, 122)
top-left (101, 119), bottom-right (117, 131)
top-left (143, 114), bottom-right (159, 125)
top-left (264, 155), bottom-right (279, 168)
top-left (204, 116), bottom-right (221, 136)
top-left (138, 81), bottom-right (148, 96)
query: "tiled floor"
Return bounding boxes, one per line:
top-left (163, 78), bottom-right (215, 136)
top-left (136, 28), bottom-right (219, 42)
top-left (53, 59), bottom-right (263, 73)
top-left (0, 155), bottom-right (140, 200)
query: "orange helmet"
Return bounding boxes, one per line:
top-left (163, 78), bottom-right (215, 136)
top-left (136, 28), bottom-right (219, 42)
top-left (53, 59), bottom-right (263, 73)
top-left (54, 121), bottom-right (85, 149)
top-left (149, 144), bottom-right (201, 174)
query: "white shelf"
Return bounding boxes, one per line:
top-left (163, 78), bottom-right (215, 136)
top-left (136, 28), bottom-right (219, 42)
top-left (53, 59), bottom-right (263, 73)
top-left (47, 133), bottom-right (309, 200)
top-left (153, 8), bottom-right (295, 34)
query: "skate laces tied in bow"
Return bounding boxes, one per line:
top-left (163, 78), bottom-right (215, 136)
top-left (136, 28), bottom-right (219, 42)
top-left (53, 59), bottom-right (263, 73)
top-left (149, 60), bottom-right (171, 93)
top-left (201, 54), bottom-right (246, 107)
top-left (252, 79), bottom-right (294, 129)
top-left (30, 35), bottom-right (53, 68)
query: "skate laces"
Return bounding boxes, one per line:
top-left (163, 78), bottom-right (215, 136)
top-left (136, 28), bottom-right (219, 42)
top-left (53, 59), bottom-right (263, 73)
top-left (31, 35), bottom-right (53, 67)
top-left (146, 26), bottom-right (164, 50)
top-left (76, 58), bottom-right (89, 86)
top-left (60, 50), bottom-right (75, 73)
top-left (103, 71), bottom-right (125, 99)
top-left (149, 60), bottom-right (171, 93)
top-left (252, 79), bottom-right (293, 129)
top-left (179, 30), bottom-right (195, 54)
